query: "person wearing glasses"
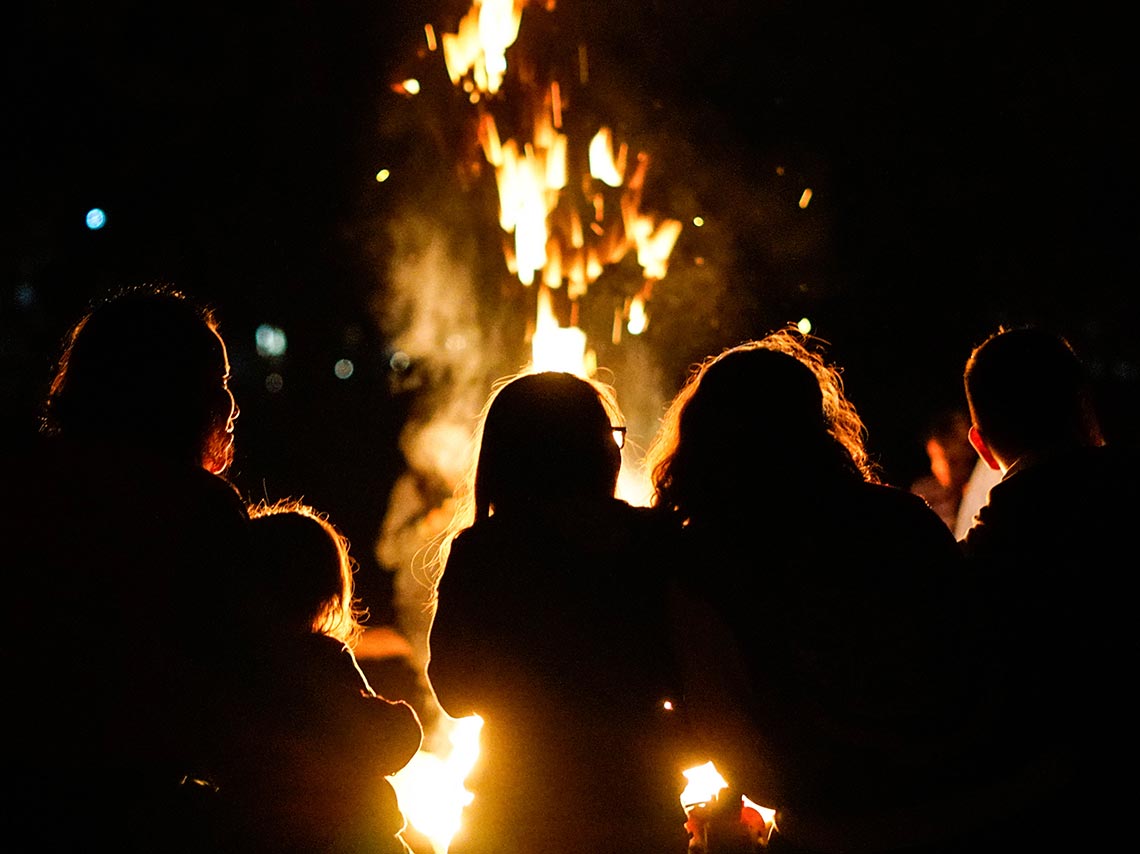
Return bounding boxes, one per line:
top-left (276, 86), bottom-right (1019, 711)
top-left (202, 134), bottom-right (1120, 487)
top-left (426, 370), bottom-right (689, 854)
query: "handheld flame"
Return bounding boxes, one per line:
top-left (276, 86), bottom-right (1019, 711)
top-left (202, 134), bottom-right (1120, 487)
top-left (389, 714), bottom-right (484, 854)
top-left (680, 761), bottom-right (776, 852)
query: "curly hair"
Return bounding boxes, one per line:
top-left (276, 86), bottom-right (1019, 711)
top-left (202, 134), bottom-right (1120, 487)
top-left (644, 326), bottom-right (879, 523)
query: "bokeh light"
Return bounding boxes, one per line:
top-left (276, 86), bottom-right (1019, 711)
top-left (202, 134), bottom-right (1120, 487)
top-left (85, 208), bottom-right (106, 230)
top-left (255, 324), bottom-right (287, 358)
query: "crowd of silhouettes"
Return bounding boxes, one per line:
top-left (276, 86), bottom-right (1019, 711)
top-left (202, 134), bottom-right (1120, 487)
top-left (3, 282), bottom-right (1136, 854)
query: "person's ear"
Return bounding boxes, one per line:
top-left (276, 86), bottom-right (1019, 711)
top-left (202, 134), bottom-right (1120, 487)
top-left (968, 425), bottom-right (1002, 472)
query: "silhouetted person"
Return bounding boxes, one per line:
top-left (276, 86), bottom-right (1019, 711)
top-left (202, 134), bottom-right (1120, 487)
top-left (958, 325), bottom-right (1140, 852)
top-left (908, 408), bottom-right (978, 531)
top-left (426, 370), bottom-right (689, 854)
top-left (2, 284), bottom-right (250, 850)
top-left (644, 328), bottom-right (984, 854)
top-left (221, 499), bottom-right (422, 853)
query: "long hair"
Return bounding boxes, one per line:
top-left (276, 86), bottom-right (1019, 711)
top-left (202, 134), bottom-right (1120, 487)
top-left (423, 369), bottom-right (625, 598)
top-left (42, 283), bottom-right (236, 474)
top-left (645, 326), bottom-right (878, 523)
top-left (247, 498), bottom-right (367, 648)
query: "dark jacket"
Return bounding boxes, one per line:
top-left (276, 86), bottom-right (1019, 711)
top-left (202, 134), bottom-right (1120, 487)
top-left (671, 476), bottom-right (984, 853)
top-left (959, 444), bottom-right (1140, 834)
top-left (427, 497), bottom-right (691, 854)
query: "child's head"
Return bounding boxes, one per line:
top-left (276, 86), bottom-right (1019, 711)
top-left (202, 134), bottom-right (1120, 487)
top-left (247, 499), bottom-right (366, 647)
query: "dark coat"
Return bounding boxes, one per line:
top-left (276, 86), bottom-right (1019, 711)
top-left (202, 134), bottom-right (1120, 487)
top-left (427, 497), bottom-right (691, 854)
top-left (671, 476), bottom-right (985, 853)
top-left (959, 444), bottom-right (1140, 850)
top-left (2, 435), bottom-right (254, 849)
top-left (218, 632), bottom-right (423, 854)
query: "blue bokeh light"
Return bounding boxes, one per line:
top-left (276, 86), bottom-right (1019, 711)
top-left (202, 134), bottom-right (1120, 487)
top-left (85, 208), bottom-right (107, 230)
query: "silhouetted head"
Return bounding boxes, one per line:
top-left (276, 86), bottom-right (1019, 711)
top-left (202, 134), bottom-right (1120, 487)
top-left (248, 499), bottom-right (364, 647)
top-left (42, 284), bottom-right (238, 474)
top-left (472, 371), bottom-right (624, 519)
top-left (647, 328), bottom-right (875, 522)
top-left (964, 325), bottom-right (1103, 464)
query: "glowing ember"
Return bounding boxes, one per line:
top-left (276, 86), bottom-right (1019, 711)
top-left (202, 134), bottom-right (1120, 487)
top-left (588, 127), bottom-right (626, 188)
top-left (626, 294), bottom-right (648, 335)
top-left (389, 714), bottom-right (484, 854)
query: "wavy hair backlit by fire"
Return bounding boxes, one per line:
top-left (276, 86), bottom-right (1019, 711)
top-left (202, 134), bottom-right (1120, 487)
top-left (644, 326), bottom-right (879, 522)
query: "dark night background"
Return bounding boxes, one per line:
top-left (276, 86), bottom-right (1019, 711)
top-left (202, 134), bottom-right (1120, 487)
top-left (6, 2), bottom-right (1137, 625)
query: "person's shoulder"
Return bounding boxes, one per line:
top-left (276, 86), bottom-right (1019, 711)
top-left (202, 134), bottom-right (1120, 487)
top-left (1002, 444), bottom-right (1132, 498)
top-left (450, 521), bottom-right (488, 552)
top-left (439, 523), bottom-right (493, 582)
top-left (861, 479), bottom-right (943, 514)
top-left (858, 480), bottom-right (963, 547)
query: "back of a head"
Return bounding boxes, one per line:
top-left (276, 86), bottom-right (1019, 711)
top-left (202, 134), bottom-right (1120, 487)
top-left (686, 344), bottom-right (829, 458)
top-left (43, 285), bottom-right (234, 472)
top-left (248, 501), bottom-right (359, 643)
top-left (649, 329), bottom-right (872, 519)
top-left (473, 371), bottom-right (622, 517)
top-left (964, 326), bottom-right (1103, 460)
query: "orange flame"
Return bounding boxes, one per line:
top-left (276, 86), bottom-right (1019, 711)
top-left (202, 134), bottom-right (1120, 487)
top-left (389, 714), bottom-right (484, 854)
top-left (441, 0), bottom-right (524, 97)
top-left (438, 0), bottom-right (682, 371)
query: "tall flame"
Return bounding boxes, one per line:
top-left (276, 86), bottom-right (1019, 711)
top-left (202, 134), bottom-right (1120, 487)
top-left (436, 0), bottom-right (683, 368)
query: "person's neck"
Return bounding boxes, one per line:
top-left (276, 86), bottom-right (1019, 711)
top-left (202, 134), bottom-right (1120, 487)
top-left (1003, 440), bottom-right (1102, 478)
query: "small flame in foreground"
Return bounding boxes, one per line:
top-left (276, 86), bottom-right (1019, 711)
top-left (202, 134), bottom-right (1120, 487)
top-left (680, 761), bottom-right (777, 830)
top-left (743, 794), bottom-right (777, 829)
top-left (389, 714), bottom-right (484, 854)
top-left (680, 760), bottom-right (728, 809)
top-left (680, 761), bottom-right (777, 854)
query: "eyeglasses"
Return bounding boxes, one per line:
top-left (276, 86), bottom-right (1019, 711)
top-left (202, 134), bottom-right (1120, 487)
top-left (611, 426), bottom-right (627, 449)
